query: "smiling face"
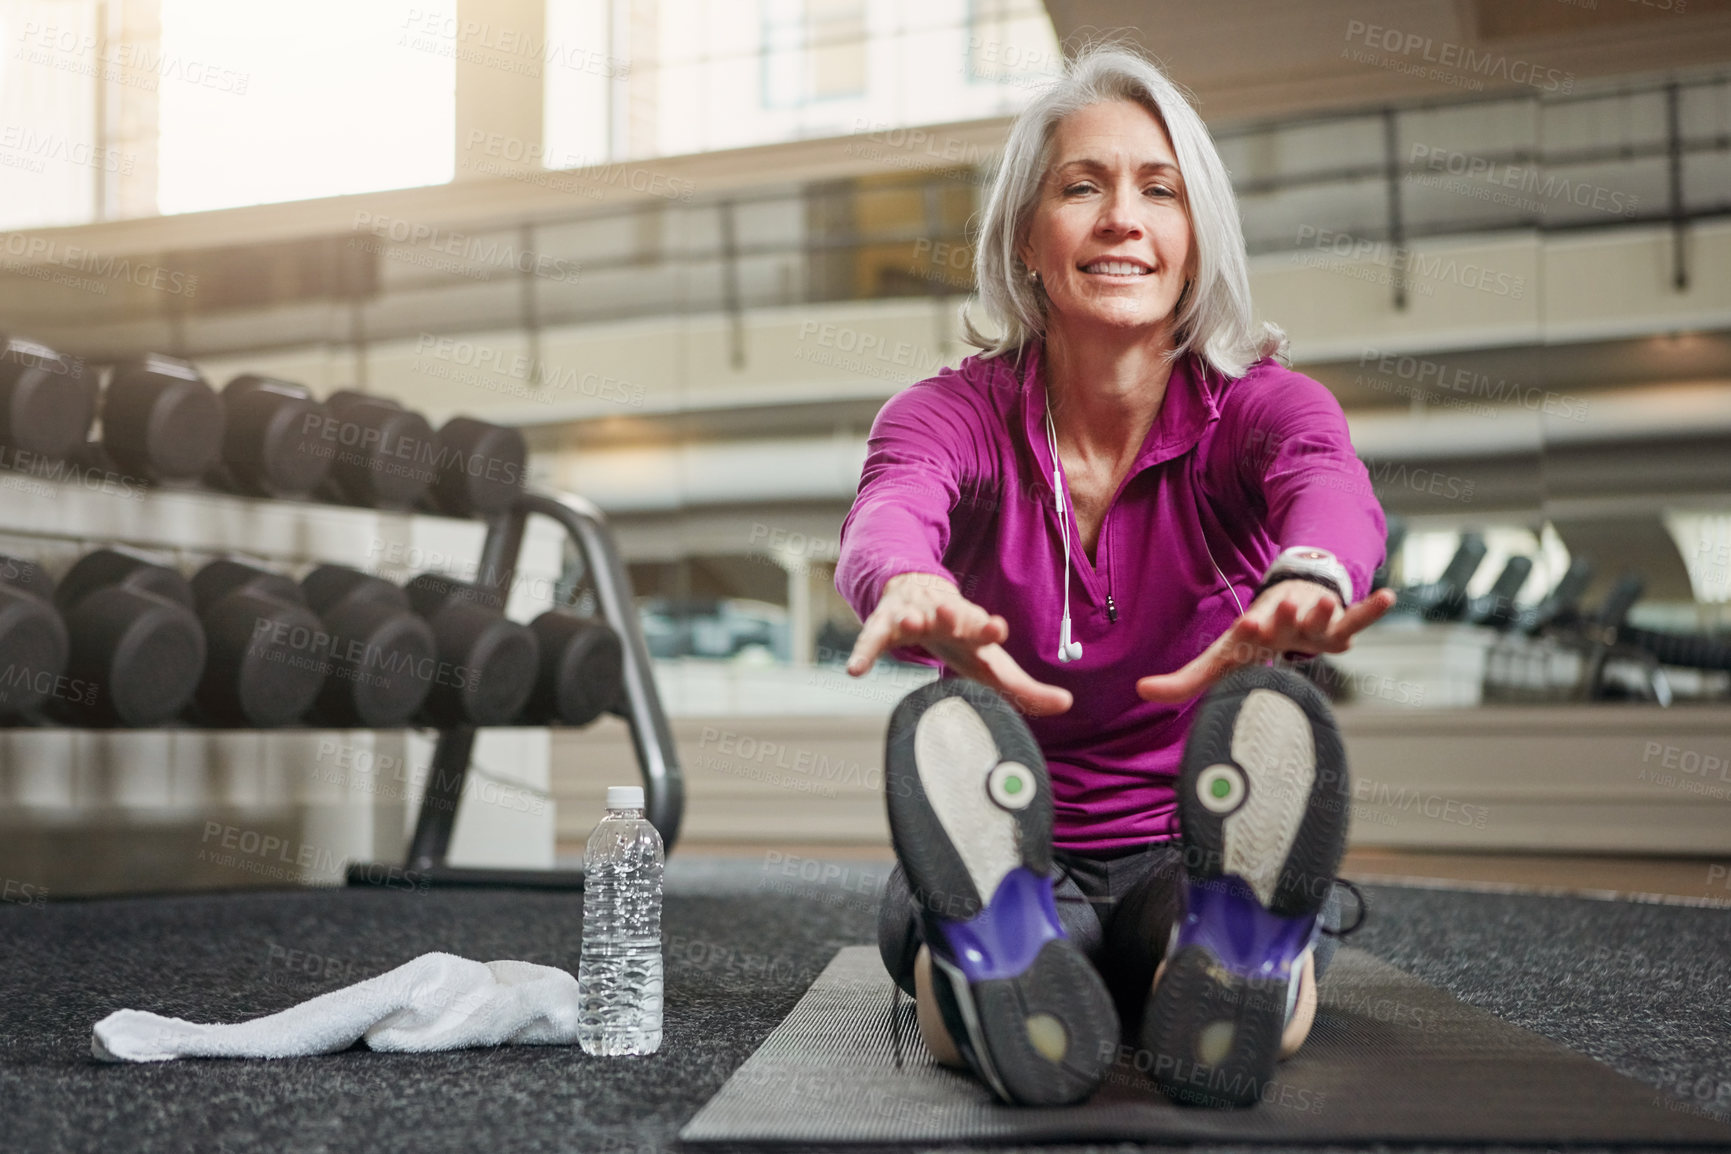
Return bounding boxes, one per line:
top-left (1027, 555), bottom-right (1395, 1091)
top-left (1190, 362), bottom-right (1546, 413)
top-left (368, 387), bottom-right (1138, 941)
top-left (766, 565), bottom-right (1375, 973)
top-left (1017, 99), bottom-right (1195, 345)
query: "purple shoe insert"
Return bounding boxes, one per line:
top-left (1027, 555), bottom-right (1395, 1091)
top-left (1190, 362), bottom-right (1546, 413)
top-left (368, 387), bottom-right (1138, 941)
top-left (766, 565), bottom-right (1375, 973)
top-left (1174, 876), bottom-right (1317, 982)
top-left (936, 867), bottom-right (1065, 983)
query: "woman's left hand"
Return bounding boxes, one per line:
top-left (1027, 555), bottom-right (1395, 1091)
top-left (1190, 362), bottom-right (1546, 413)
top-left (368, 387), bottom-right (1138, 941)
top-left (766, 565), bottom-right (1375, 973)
top-left (1135, 581), bottom-right (1398, 704)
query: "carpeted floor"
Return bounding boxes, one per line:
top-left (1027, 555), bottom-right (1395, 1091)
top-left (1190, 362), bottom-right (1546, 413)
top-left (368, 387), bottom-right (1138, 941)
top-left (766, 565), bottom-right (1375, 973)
top-left (1, 856), bottom-right (1727, 1154)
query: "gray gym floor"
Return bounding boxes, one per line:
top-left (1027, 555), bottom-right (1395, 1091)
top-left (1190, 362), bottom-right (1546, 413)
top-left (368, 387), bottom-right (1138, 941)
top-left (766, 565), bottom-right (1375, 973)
top-left (1, 855), bottom-right (1727, 1153)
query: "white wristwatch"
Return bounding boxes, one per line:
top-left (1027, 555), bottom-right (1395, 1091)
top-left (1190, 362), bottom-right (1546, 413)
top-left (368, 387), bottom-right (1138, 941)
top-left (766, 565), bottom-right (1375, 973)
top-left (1257, 546), bottom-right (1352, 606)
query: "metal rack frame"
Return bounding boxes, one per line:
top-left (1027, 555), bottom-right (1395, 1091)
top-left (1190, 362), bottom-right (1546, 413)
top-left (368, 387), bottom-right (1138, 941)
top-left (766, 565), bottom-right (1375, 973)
top-left (344, 488), bottom-right (683, 890)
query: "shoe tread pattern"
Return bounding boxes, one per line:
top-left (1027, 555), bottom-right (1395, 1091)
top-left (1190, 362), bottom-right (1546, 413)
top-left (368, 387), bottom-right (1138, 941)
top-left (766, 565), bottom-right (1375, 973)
top-left (969, 939), bottom-right (1119, 1106)
top-left (885, 680), bottom-right (1050, 921)
top-left (914, 695), bottom-right (1020, 909)
top-left (1222, 688), bottom-right (1315, 908)
top-left (1179, 667), bottom-right (1348, 918)
top-left (1143, 944), bottom-right (1286, 1108)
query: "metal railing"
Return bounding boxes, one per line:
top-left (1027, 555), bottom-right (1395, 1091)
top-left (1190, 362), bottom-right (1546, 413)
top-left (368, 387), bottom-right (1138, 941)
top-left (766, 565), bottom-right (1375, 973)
top-left (2, 69), bottom-right (1726, 361)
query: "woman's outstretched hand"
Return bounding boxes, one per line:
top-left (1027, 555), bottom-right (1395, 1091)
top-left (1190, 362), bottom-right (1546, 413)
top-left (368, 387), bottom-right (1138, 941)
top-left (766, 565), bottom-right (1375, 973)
top-left (1136, 581), bottom-right (1398, 705)
top-left (846, 572), bottom-right (1073, 717)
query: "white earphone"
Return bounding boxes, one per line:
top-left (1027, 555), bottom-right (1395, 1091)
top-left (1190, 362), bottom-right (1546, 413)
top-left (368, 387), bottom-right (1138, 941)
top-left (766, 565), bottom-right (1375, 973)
top-left (1044, 379), bottom-right (1247, 668)
top-left (1045, 395), bottom-right (1083, 663)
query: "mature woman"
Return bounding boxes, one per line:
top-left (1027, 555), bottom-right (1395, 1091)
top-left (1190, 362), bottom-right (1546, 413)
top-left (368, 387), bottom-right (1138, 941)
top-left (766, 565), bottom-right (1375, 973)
top-left (834, 44), bottom-right (1396, 1109)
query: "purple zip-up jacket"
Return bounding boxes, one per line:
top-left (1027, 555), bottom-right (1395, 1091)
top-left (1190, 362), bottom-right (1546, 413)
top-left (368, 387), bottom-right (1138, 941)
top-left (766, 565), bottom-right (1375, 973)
top-left (835, 338), bottom-right (1386, 855)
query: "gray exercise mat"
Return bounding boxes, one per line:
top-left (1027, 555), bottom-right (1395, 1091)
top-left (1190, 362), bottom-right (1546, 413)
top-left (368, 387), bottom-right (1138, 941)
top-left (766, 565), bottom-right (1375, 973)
top-left (680, 945), bottom-right (1731, 1145)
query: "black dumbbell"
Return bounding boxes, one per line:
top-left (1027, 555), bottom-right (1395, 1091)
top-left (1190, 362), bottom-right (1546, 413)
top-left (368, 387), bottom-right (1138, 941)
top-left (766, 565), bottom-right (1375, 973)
top-left (426, 416), bottom-right (527, 518)
top-left (0, 335), bottom-right (98, 462)
top-left (318, 390), bottom-right (438, 509)
top-left (403, 573), bottom-right (538, 726)
top-left (211, 375), bottom-right (333, 499)
top-left (0, 555), bottom-right (71, 718)
top-left (189, 560), bottom-right (330, 727)
top-left (100, 354), bottom-right (225, 483)
top-left (522, 612), bottom-right (623, 726)
top-left (300, 564), bottom-right (437, 727)
top-left (53, 548), bottom-right (206, 726)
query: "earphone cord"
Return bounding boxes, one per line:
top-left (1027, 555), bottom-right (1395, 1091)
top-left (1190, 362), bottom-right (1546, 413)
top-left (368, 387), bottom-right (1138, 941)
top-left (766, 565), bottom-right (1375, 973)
top-left (1045, 381), bottom-right (1245, 644)
top-left (1192, 448), bottom-right (1247, 618)
top-left (1045, 402), bottom-right (1075, 633)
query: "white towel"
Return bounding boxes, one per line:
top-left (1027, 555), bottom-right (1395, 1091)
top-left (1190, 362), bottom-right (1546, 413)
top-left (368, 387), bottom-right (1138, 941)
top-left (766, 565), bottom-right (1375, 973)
top-left (92, 952), bottom-right (582, 1062)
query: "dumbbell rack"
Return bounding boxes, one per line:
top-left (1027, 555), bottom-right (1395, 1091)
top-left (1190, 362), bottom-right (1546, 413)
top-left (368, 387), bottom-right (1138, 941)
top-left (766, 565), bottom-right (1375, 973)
top-left (0, 470), bottom-right (682, 892)
top-left (345, 488), bottom-right (683, 890)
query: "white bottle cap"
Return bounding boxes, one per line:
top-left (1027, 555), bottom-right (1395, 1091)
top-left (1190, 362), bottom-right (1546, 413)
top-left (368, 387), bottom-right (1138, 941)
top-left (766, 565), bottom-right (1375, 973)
top-left (607, 785), bottom-right (645, 810)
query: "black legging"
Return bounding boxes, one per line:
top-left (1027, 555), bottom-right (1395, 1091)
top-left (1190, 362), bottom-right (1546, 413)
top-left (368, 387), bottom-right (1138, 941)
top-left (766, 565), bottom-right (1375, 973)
top-left (877, 840), bottom-right (1343, 1042)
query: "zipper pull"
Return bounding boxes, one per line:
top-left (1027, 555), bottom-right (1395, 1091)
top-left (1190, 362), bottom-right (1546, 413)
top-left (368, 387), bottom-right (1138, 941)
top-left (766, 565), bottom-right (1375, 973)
top-left (1106, 594), bottom-right (1117, 623)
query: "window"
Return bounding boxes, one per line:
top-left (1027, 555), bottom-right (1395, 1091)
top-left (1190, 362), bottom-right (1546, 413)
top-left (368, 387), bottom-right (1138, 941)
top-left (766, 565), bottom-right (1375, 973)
top-left (808, 0), bottom-right (867, 101)
top-left (156, 0), bottom-right (454, 214)
top-left (966, 0), bottom-right (1059, 87)
top-left (761, 0), bottom-right (866, 108)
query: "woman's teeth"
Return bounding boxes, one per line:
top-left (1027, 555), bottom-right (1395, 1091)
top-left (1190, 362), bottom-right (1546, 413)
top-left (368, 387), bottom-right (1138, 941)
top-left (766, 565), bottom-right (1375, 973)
top-left (1083, 261), bottom-right (1150, 275)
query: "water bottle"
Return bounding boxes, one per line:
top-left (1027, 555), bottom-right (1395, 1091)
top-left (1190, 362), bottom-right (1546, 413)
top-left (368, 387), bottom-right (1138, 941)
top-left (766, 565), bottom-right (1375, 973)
top-left (577, 784), bottom-right (664, 1056)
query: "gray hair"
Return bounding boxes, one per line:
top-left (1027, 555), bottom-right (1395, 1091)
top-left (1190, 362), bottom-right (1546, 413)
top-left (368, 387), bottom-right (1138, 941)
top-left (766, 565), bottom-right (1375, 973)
top-left (961, 41), bottom-right (1286, 378)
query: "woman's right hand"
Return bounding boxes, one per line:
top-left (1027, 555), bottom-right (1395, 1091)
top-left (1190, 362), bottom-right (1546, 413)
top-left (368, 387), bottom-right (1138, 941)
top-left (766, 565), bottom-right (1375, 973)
top-left (845, 572), bottom-right (1073, 717)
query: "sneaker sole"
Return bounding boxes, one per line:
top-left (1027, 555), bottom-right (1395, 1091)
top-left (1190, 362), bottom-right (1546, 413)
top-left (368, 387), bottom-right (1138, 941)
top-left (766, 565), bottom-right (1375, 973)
top-left (1144, 666), bottom-right (1348, 1108)
top-left (886, 679), bottom-right (1118, 1106)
